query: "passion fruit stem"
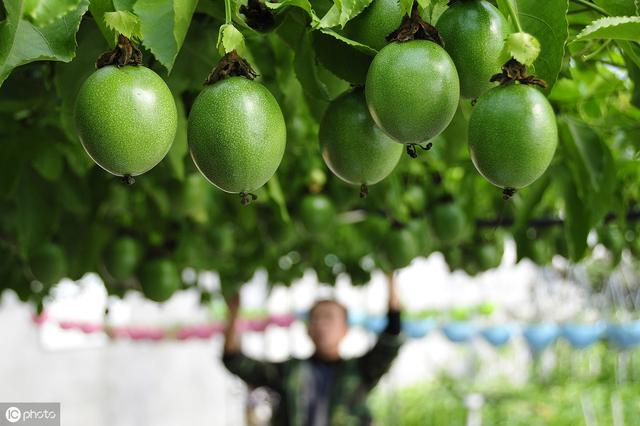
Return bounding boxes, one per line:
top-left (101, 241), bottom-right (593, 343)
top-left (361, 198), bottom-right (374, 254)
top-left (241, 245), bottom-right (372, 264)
top-left (240, 0), bottom-right (275, 32)
top-left (96, 35), bottom-right (143, 68)
top-left (240, 192), bottom-right (258, 206)
top-left (406, 142), bottom-right (433, 158)
top-left (205, 50), bottom-right (258, 85)
top-left (490, 59), bottom-right (547, 88)
top-left (121, 174), bottom-right (136, 185)
top-left (386, 2), bottom-right (443, 46)
top-left (360, 184), bottom-right (369, 199)
top-left (502, 187), bottom-right (517, 200)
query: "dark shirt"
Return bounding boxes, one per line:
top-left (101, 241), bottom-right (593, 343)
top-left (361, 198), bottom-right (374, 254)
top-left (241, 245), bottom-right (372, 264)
top-left (222, 309), bottom-right (403, 426)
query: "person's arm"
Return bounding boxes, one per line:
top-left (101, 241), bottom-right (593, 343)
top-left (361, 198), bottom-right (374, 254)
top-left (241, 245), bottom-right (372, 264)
top-left (221, 292), bottom-right (285, 391)
top-left (358, 272), bottom-right (404, 387)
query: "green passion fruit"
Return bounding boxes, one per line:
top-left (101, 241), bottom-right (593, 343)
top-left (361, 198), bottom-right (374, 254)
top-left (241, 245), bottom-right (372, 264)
top-left (468, 84), bottom-right (558, 190)
top-left (384, 228), bottom-right (420, 270)
top-left (343, 0), bottom-right (404, 51)
top-left (437, 0), bottom-right (510, 99)
top-left (188, 77), bottom-right (286, 194)
top-left (365, 40), bottom-right (460, 144)
top-left (319, 89), bottom-right (403, 190)
top-left (300, 194), bottom-right (336, 234)
top-left (104, 237), bottom-right (142, 281)
top-left (139, 259), bottom-right (181, 303)
top-left (432, 202), bottom-right (467, 244)
top-left (29, 243), bottom-right (67, 286)
top-left (74, 65), bottom-right (177, 177)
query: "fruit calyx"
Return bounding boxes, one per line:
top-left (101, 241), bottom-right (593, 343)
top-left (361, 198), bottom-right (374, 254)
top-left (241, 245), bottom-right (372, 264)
top-left (240, 192), bottom-right (258, 206)
top-left (121, 175), bottom-right (136, 186)
top-left (205, 50), bottom-right (258, 85)
top-left (360, 184), bottom-right (369, 199)
top-left (502, 187), bottom-right (517, 200)
top-left (240, 0), bottom-right (276, 32)
top-left (490, 59), bottom-right (547, 88)
top-left (96, 34), bottom-right (142, 68)
top-left (386, 3), bottom-right (443, 46)
top-left (406, 142), bottom-right (433, 159)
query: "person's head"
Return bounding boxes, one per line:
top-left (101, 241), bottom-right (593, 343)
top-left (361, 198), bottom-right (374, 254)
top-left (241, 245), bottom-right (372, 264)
top-left (307, 299), bottom-right (349, 359)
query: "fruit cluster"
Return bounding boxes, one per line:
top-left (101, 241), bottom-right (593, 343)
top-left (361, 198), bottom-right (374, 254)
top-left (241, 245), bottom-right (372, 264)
top-left (74, 0), bottom-right (558, 204)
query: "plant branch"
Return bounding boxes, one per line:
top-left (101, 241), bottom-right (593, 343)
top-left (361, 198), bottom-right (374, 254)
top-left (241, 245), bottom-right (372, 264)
top-left (476, 208), bottom-right (640, 229)
top-left (504, 0), bottom-right (523, 33)
top-left (224, 0), bottom-right (232, 24)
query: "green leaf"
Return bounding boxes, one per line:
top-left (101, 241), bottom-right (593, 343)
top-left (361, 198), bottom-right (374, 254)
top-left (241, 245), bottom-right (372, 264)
top-left (23, 0), bottom-right (83, 26)
top-left (267, 174), bottom-right (291, 222)
top-left (499, 32), bottom-right (541, 66)
top-left (559, 168), bottom-right (590, 262)
top-left (32, 142), bottom-right (63, 181)
top-left (0, 0), bottom-right (90, 87)
top-left (516, 0), bottom-right (569, 91)
top-left (54, 21), bottom-right (107, 143)
top-left (559, 118), bottom-right (616, 227)
top-left (574, 16), bottom-right (640, 42)
top-left (166, 95), bottom-right (187, 180)
top-left (103, 10), bottom-right (141, 40)
top-left (399, 0), bottom-right (413, 16)
top-left (266, 0), bottom-right (315, 20)
top-left (88, 0), bottom-right (116, 47)
top-left (134, 0), bottom-right (199, 73)
top-left (593, 0), bottom-right (637, 16)
top-left (216, 23), bottom-right (245, 55)
top-left (294, 30), bottom-right (330, 101)
top-left (318, 28), bottom-right (378, 55)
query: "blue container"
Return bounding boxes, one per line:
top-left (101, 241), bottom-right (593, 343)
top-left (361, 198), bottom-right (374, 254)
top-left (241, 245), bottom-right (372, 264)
top-left (561, 322), bottom-right (605, 349)
top-left (348, 311), bottom-right (367, 328)
top-left (524, 323), bottom-right (559, 352)
top-left (403, 318), bottom-right (437, 339)
top-left (481, 325), bottom-right (515, 347)
top-left (607, 321), bottom-right (640, 349)
top-left (365, 315), bottom-right (388, 333)
top-left (442, 321), bottom-right (476, 343)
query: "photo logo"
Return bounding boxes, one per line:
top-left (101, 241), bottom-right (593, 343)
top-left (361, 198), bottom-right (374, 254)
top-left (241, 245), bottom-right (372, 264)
top-left (5, 407), bottom-right (21, 423)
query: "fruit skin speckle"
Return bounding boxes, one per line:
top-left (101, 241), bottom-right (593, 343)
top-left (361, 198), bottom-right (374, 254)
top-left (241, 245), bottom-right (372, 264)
top-left (188, 77), bottom-right (286, 194)
top-left (468, 84), bottom-right (558, 189)
top-left (365, 40), bottom-right (460, 144)
top-left (437, 0), bottom-right (510, 99)
top-left (319, 89), bottom-right (402, 186)
top-left (74, 65), bottom-right (178, 176)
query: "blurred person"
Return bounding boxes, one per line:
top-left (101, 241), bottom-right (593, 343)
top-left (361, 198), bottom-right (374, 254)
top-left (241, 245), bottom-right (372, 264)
top-left (222, 274), bottom-right (403, 426)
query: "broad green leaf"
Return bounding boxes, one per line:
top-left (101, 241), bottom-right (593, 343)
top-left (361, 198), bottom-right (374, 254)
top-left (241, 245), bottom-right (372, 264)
top-left (574, 16), bottom-right (640, 42)
top-left (0, 0), bottom-right (90, 86)
top-left (54, 22), bottom-right (107, 143)
top-left (166, 95), bottom-right (187, 180)
top-left (317, 4), bottom-right (341, 28)
top-left (399, 0), bottom-right (413, 16)
top-left (318, 27), bottom-right (378, 54)
top-left (336, 0), bottom-right (373, 27)
top-left (216, 23), bottom-right (245, 54)
top-left (134, 0), bottom-right (199, 73)
top-left (32, 142), bottom-right (64, 181)
top-left (23, 0), bottom-right (83, 26)
top-left (593, 0), bottom-right (637, 16)
top-left (499, 32), bottom-right (541, 66)
top-left (166, 18), bottom-right (219, 94)
top-left (560, 118), bottom-right (616, 227)
top-left (267, 174), bottom-right (290, 222)
top-left (103, 10), bottom-right (141, 40)
top-left (294, 30), bottom-right (330, 101)
top-left (516, 0), bottom-right (569, 91)
top-left (559, 168), bottom-right (590, 261)
top-left (266, 0), bottom-right (315, 18)
top-left (88, 0), bottom-right (115, 47)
